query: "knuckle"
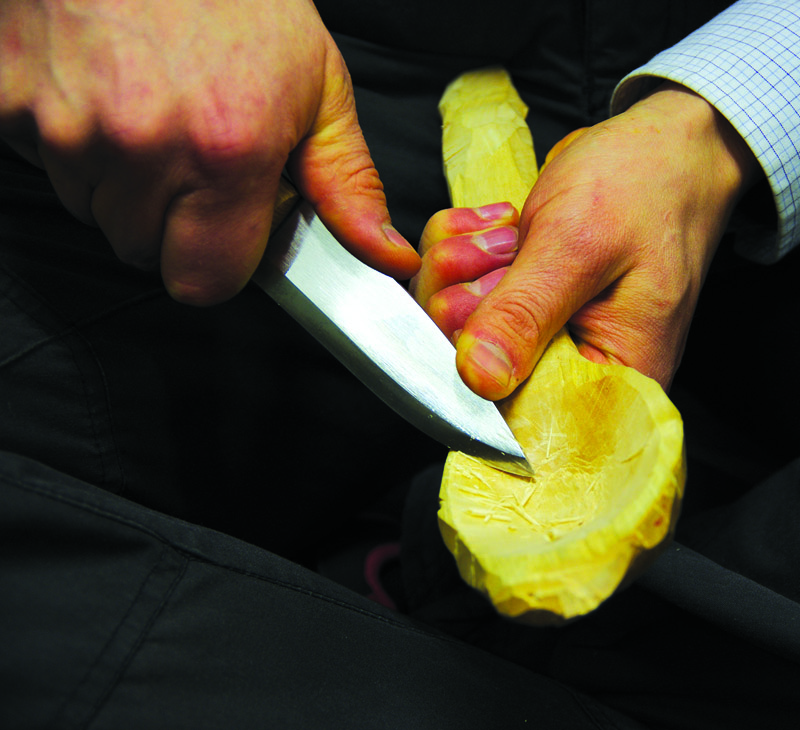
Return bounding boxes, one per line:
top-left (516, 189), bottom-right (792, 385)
top-left (301, 140), bottom-right (385, 208)
top-left (419, 211), bottom-right (455, 253)
top-left (345, 163), bottom-right (385, 199)
top-left (425, 289), bottom-right (449, 324)
top-left (426, 208), bottom-right (458, 233)
top-left (487, 293), bottom-right (547, 348)
top-left (102, 100), bottom-right (171, 151)
top-left (101, 120), bottom-right (161, 158)
top-left (189, 118), bottom-right (261, 173)
top-left (426, 240), bottom-right (453, 270)
top-left (335, 149), bottom-right (384, 193)
top-left (183, 89), bottom-right (273, 176)
top-left (98, 78), bottom-right (172, 150)
top-left (427, 286), bottom-right (473, 338)
top-left (36, 100), bottom-right (92, 153)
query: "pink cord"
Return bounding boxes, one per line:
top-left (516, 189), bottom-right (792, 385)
top-left (364, 542), bottom-right (401, 609)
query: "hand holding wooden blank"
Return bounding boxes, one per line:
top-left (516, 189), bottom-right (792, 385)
top-left (437, 68), bottom-right (685, 624)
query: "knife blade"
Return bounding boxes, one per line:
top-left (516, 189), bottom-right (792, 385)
top-left (250, 179), bottom-right (534, 477)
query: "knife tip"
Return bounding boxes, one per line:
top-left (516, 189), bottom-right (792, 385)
top-left (484, 452), bottom-right (536, 478)
top-left (464, 436), bottom-right (535, 478)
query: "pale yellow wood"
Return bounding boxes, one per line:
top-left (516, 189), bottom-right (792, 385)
top-left (440, 67), bottom-right (538, 211)
top-left (437, 68), bottom-right (685, 624)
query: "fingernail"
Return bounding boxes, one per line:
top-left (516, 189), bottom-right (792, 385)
top-left (475, 227), bottom-right (518, 254)
top-left (383, 224), bottom-right (415, 251)
top-left (476, 202), bottom-right (514, 221)
top-left (464, 267), bottom-right (509, 297)
top-left (463, 337), bottom-right (513, 390)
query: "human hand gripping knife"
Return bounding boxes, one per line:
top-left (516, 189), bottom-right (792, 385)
top-left (249, 174), bottom-right (534, 478)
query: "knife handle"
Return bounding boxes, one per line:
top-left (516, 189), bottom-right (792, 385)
top-left (271, 176), bottom-right (302, 235)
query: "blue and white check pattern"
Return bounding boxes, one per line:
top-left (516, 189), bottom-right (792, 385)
top-left (612, 0), bottom-right (800, 263)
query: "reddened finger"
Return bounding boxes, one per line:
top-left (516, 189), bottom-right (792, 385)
top-left (411, 227), bottom-right (518, 306)
top-left (427, 267), bottom-right (509, 341)
top-left (418, 203), bottom-right (518, 256)
top-left (455, 210), bottom-right (629, 399)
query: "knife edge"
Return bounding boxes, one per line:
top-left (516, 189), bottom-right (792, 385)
top-left (253, 193), bottom-right (534, 477)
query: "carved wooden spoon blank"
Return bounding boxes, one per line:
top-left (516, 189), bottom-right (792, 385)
top-left (437, 68), bottom-right (685, 624)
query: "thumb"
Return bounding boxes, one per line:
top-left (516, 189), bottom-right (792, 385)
top-left (287, 53), bottom-right (420, 280)
top-left (454, 217), bottom-right (625, 401)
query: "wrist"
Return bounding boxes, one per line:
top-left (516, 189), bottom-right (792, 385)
top-left (637, 81), bottom-right (761, 206)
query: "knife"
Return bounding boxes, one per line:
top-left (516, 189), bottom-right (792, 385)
top-left (250, 178), bottom-right (534, 477)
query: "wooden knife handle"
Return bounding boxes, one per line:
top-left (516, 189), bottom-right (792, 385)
top-left (270, 176), bottom-right (302, 235)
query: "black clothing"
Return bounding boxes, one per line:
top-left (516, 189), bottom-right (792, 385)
top-left (2, 451), bottom-right (645, 730)
top-left (2, 1), bottom-right (800, 727)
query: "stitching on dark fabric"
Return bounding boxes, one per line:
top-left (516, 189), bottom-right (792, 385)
top-left (0, 263), bottom-right (132, 492)
top-left (0, 262), bottom-right (166, 493)
top-left (0, 260), bottom-right (73, 370)
top-left (50, 548), bottom-right (188, 730)
top-left (83, 552), bottom-right (189, 730)
top-left (49, 555), bottom-right (163, 727)
top-left (1, 264), bottom-right (111, 487)
top-left (567, 687), bottom-right (642, 730)
top-left (0, 261), bottom-right (164, 370)
top-left (65, 330), bottom-right (128, 497)
top-left (6, 463), bottom-right (633, 723)
top-left (569, 691), bottom-right (617, 730)
top-left (181, 551), bottom-right (448, 640)
top-left (66, 340), bottom-right (110, 490)
top-left (8, 469), bottom-right (473, 649)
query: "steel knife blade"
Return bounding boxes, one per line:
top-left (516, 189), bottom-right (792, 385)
top-left (250, 179), bottom-right (533, 477)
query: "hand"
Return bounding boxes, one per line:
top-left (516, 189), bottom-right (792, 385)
top-left (0, 0), bottom-right (419, 304)
top-left (435, 82), bottom-right (760, 399)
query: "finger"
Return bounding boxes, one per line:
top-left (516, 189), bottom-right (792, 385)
top-left (427, 267), bottom-right (509, 341)
top-left (455, 206), bottom-right (629, 400)
top-left (410, 226), bottom-right (518, 307)
top-left (161, 168), bottom-right (280, 305)
top-left (418, 203), bottom-right (518, 256)
top-left (287, 52), bottom-right (420, 280)
top-left (89, 159), bottom-right (174, 270)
